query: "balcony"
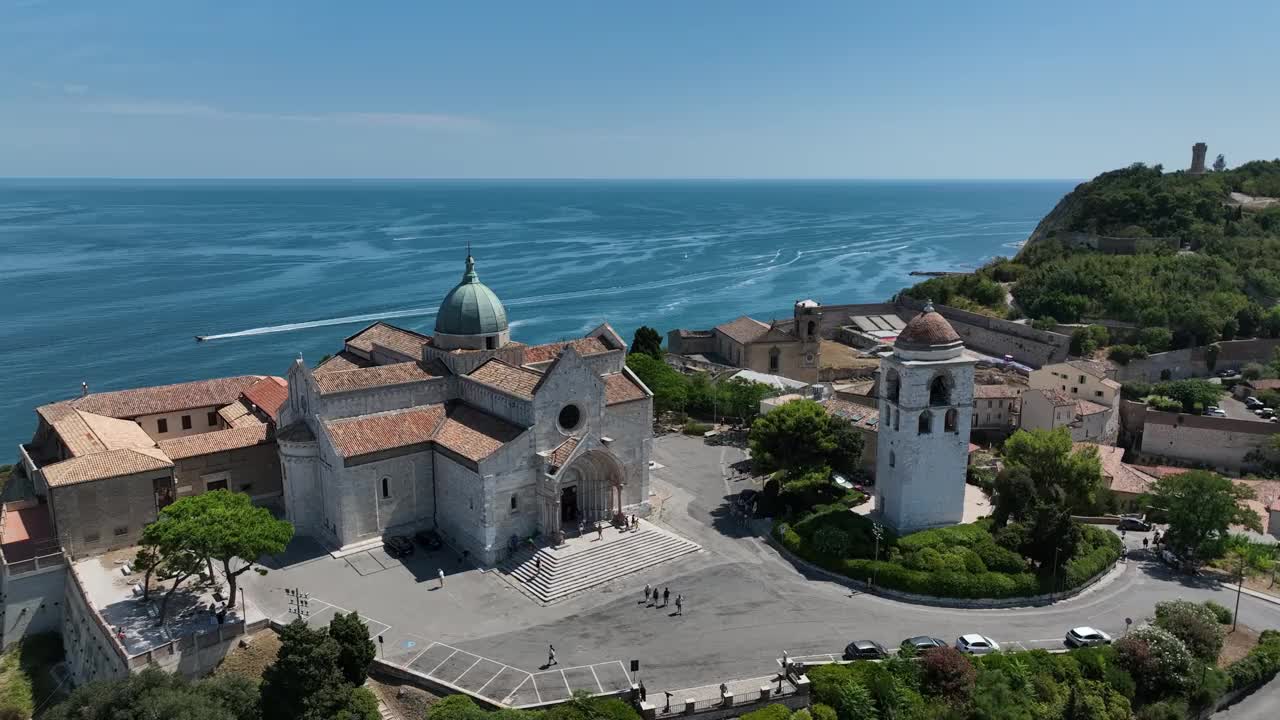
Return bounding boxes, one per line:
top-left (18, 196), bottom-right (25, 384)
top-left (0, 500), bottom-right (65, 578)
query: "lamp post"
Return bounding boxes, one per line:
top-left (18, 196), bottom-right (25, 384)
top-left (871, 522), bottom-right (884, 588)
top-left (1233, 553), bottom-right (1245, 633)
top-left (1050, 545), bottom-right (1062, 602)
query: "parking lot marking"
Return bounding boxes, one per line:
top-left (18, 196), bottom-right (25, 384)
top-left (588, 665), bottom-right (604, 694)
top-left (404, 643), bottom-right (434, 668)
top-left (475, 667), bottom-right (507, 694)
top-left (454, 657), bottom-right (485, 683)
top-left (428, 650), bottom-right (460, 676)
top-left (561, 670), bottom-right (572, 694)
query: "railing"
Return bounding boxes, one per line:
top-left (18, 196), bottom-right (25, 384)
top-left (0, 500), bottom-right (66, 577)
top-left (2, 551), bottom-right (66, 578)
top-left (17, 444), bottom-right (48, 493)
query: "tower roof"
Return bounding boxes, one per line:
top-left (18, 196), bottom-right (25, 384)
top-left (434, 253), bottom-right (509, 337)
top-left (895, 301), bottom-right (961, 350)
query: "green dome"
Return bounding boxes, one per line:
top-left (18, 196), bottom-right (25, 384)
top-left (435, 254), bottom-right (509, 336)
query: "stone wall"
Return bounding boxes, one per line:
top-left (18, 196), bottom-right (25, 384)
top-left (603, 396), bottom-right (654, 510)
top-left (896, 297), bottom-right (1071, 367)
top-left (337, 450), bottom-right (436, 544)
top-left (61, 566), bottom-right (129, 686)
top-left (0, 562), bottom-right (66, 649)
top-left (666, 331), bottom-right (716, 356)
top-left (50, 470), bottom-right (170, 559)
top-left (172, 442), bottom-right (282, 504)
top-left (476, 439), bottom-right (540, 564)
top-left (318, 378), bottom-right (449, 420)
top-left (434, 453), bottom-right (493, 561)
top-left (1114, 338), bottom-right (1280, 383)
top-left (457, 378), bottom-right (535, 427)
top-left (1139, 411), bottom-right (1280, 473)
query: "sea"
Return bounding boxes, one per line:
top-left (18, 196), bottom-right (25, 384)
top-left (0, 179), bottom-right (1074, 450)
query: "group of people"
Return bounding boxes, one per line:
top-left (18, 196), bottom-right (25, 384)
top-left (643, 583), bottom-right (683, 614)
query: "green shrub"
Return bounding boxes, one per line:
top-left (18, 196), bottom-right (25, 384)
top-left (791, 710), bottom-right (811, 720)
top-left (682, 421), bottom-right (711, 436)
top-left (1226, 631), bottom-right (1280, 690)
top-left (1108, 344), bottom-right (1149, 364)
top-left (812, 526), bottom-right (850, 558)
top-left (1189, 664), bottom-right (1229, 710)
top-left (810, 704), bottom-right (837, 720)
top-left (1202, 600), bottom-right (1233, 625)
top-left (1154, 599), bottom-right (1226, 662)
top-left (1135, 700), bottom-right (1188, 720)
top-left (739, 704), bottom-right (792, 720)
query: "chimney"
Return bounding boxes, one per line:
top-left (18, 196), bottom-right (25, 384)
top-left (81, 381), bottom-right (89, 397)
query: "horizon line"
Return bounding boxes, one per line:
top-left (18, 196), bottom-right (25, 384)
top-left (0, 176), bottom-right (1084, 182)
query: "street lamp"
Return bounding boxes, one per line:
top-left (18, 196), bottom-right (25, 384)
top-left (871, 522), bottom-right (884, 588)
top-left (1233, 553), bottom-right (1246, 633)
top-left (1050, 545), bottom-right (1062, 602)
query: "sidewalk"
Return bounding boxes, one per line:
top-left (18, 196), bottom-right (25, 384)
top-left (649, 674), bottom-right (793, 712)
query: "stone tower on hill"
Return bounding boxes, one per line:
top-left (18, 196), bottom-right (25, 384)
top-left (1190, 142), bottom-right (1208, 175)
top-left (874, 301), bottom-right (976, 533)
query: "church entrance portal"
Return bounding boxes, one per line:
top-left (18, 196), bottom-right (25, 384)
top-left (560, 485), bottom-right (579, 524)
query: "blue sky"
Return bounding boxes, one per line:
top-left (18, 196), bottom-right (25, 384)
top-left (2, 0), bottom-right (1277, 179)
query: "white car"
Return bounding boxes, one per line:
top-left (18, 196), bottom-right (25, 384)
top-left (1065, 626), bottom-right (1112, 647)
top-left (955, 634), bottom-right (1001, 655)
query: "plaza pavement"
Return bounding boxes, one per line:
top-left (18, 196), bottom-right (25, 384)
top-left (241, 433), bottom-right (1280, 700)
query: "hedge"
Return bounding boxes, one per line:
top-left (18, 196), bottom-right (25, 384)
top-left (1227, 630), bottom-right (1280, 690)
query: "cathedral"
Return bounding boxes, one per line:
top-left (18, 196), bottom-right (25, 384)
top-left (875, 302), bottom-right (976, 533)
top-left (275, 254), bottom-right (654, 564)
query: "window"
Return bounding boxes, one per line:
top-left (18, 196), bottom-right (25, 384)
top-left (1078, 375), bottom-right (1085, 384)
top-left (113, 526), bottom-right (128, 537)
top-left (893, 409), bottom-right (900, 431)
top-left (885, 369), bottom-right (901, 403)
top-left (486, 336), bottom-right (497, 350)
top-left (181, 415), bottom-right (192, 430)
top-left (918, 411), bottom-right (932, 434)
top-left (929, 375), bottom-right (951, 406)
top-left (558, 404), bottom-right (582, 431)
top-left (769, 347), bottom-right (780, 372)
top-left (206, 479), bottom-right (228, 491)
top-left (806, 320), bottom-right (816, 337)
top-left (84, 532), bottom-right (100, 544)
top-left (986, 400), bottom-right (992, 408)
top-left (889, 451), bottom-right (895, 468)
top-left (156, 418), bottom-right (168, 433)
top-left (207, 411), bottom-right (219, 427)
top-left (381, 477), bottom-right (390, 499)
top-left (945, 409), bottom-right (958, 432)
top-left (1071, 387), bottom-right (1078, 394)
top-left (511, 495), bottom-right (518, 511)
top-left (1095, 390), bottom-right (1103, 398)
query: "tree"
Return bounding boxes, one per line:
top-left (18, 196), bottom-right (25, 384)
top-left (1141, 470), bottom-right (1260, 561)
top-left (159, 490), bottom-right (294, 621)
top-left (1070, 326), bottom-right (1110, 357)
top-left (971, 670), bottom-right (1034, 720)
top-left (748, 399), bottom-right (836, 473)
top-left (45, 667), bottom-right (260, 720)
top-left (1114, 626), bottom-right (1194, 699)
top-left (624, 353), bottom-right (687, 415)
top-left (1154, 599), bottom-right (1225, 662)
top-left (826, 417), bottom-right (865, 476)
top-left (260, 620), bottom-right (359, 720)
top-left (133, 544), bottom-right (163, 601)
top-left (1150, 379), bottom-right (1223, 413)
top-left (328, 611), bottom-right (377, 686)
top-left (993, 429), bottom-right (1101, 568)
top-left (1213, 154), bottom-right (1227, 172)
top-left (629, 326), bottom-right (664, 360)
top-left (721, 378), bottom-right (772, 426)
top-left (919, 647), bottom-right (975, 703)
top-left (831, 679), bottom-right (876, 720)
top-left (139, 506), bottom-right (207, 625)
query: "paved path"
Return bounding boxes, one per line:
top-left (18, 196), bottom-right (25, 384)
top-left (245, 434), bottom-right (1280, 697)
top-left (1216, 675), bottom-right (1280, 718)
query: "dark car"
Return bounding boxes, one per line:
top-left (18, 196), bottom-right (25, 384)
top-left (1117, 516), bottom-right (1152, 532)
top-left (843, 640), bottom-right (889, 661)
top-left (414, 529), bottom-right (443, 550)
top-left (384, 535), bottom-right (414, 558)
top-left (901, 636), bottom-right (947, 653)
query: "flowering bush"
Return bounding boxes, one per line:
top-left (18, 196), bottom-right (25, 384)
top-left (1115, 626), bottom-right (1194, 697)
top-left (1154, 599), bottom-right (1226, 662)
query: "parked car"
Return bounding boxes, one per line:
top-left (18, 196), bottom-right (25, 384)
top-left (413, 529), bottom-right (443, 550)
top-left (1218, 369), bottom-right (1236, 378)
top-left (1161, 548), bottom-right (1183, 568)
top-left (955, 634), bottom-right (1001, 655)
top-left (384, 535), bottom-right (414, 558)
top-left (1117, 515), bottom-right (1152, 532)
top-left (1245, 396), bottom-right (1262, 408)
top-left (843, 640), bottom-right (889, 660)
top-left (1065, 627), bottom-right (1112, 648)
top-left (1205, 406), bottom-right (1226, 417)
top-left (1263, 408), bottom-right (1276, 418)
top-left (901, 636), bottom-right (947, 653)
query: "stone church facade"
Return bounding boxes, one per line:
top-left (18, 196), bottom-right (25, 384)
top-left (275, 254), bottom-right (653, 564)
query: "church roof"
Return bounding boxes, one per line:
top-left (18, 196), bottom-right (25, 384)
top-left (315, 351), bottom-right (374, 374)
top-left (434, 405), bottom-right (524, 462)
top-left (895, 302), bottom-right (961, 349)
top-left (604, 372), bottom-right (649, 405)
top-left (523, 336), bottom-right (613, 364)
top-left (715, 316), bottom-right (770, 345)
top-left (324, 406), bottom-right (446, 460)
top-left (435, 254), bottom-right (509, 337)
top-left (467, 359), bottom-right (542, 400)
top-left (545, 436), bottom-right (580, 473)
top-left (313, 361), bottom-right (447, 395)
top-left (344, 322), bottom-right (430, 359)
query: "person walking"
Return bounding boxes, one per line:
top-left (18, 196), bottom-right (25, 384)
top-left (662, 587), bottom-right (670, 607)
top-left (597, 522), bottom-right (604, 541)
top-left (437, 568), bottom-right (445, 589)
top-left (535, 556), bottom-right (542, 575)
top-left (644, 583), bottom-right (652, 604)
top-left (675, 594), bottom-right (683, 615)
top-left (547, 644), bottom-right (557, 667)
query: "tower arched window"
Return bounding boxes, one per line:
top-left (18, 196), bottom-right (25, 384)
top-left (918, 411), bottom-right (933, 435)
top-left (893, 408), bottom-right (899, 431)
top-left (885, 369), bottom-right (901, 404)
top-left (806, 320), bottom-right (816, 338)
top-left (769, 346), bottom-right (780, 372)
top-left (381, 477), bottom-right (390, 499)
top-left (944, 408), bottom-right (958, 433)
top-left (929, 374), bottom-right (951, 406)
top-left (889, 451), bottom-right (896, 468)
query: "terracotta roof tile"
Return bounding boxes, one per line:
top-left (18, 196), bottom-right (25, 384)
top-left (50, 376), bottom-right (265, 420)
top-left (217, 399), bottom-right (261, 428)
top-left (1065, 359), bottom-right (1113, 379)
top-left (43, 448), bottom-right (173, 488)
top-left (896, 309), bottom-right (961, 348)
top-left (467, 359), bottom-right (542, 400)
top-left (1075, 442), bottom-right (1155, 495)
top-left (314, 351), bottom-right (374, 374)
top-left (604, 372), bottom-right (649, 405)
top-left (974, 384), bottom-right (1023, 399)
top-left (324, 406), bottom-right (446, 460)
top-left (37, 403), bottom-right (105, 456)
top-left (522, 337), bottom-right (614, 365)
top-left (1076, 399), bottom-right (1111, 416)
top-left (715, 316), bottom-right (770, 345)
top-left (545, 436), bottom-right (580, 473)
top-left (241, 377), bottom-right (288, 422)
top-left (1247, 379), bottom-right (1280, 392)
top-left (1033, 388), bottom-right (1077, 406)
top-left (158, 425), bottom-right (272, 461)
top-left (344, 322), bottom-right (430, 358)
top-left (821, 399), bottom-right (881, 430)
top-left (314, 361), bottom-right (446, 395)
top-left (434, 405), bottom-right (524, 463)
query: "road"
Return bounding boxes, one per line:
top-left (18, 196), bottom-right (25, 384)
top-left (1221, 396), bottom-right (1268, 422)
top-left (1216, 675), bottom-right (1280, 719)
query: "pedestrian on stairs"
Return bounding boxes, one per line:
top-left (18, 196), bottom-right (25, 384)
top-left (644, 583), bottom-right (652, 604)
top-left (675, 594), bottom-right (683, 615)
top-left (438, 568), bottom-right (445, 589)
top-left (547, 644), bottom-right (558, 667)
top-left (535, 556), bottom-right (542, 575)
top-left (597, 522), bottom-right (604, 541)
top-left (662, 587), bottom-right (670, 607)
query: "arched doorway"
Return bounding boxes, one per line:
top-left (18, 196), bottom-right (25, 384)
top-left (549, 450), bottom-right (625, 535)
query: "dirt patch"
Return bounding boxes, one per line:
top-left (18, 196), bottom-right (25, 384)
top-left (819, 340), bottom-right (878, 371)
top-left (215, 630), bottom-right (282, 681)
top-left (1218, 625), bottom-right (1260, 668)
top-left (368, 675), bottom-right (443, 720)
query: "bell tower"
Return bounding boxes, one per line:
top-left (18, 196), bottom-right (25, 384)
top-left (794, 299), bottom-right (822, 373)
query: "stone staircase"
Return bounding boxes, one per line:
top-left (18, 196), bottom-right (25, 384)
top-left (498, 523), bottom-right (700, 604)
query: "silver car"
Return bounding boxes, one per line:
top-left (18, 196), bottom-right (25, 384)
top-left (955, 634), bottom-right (1000, 654)
top-left (1065, 626), bottom-right (1112, 647)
